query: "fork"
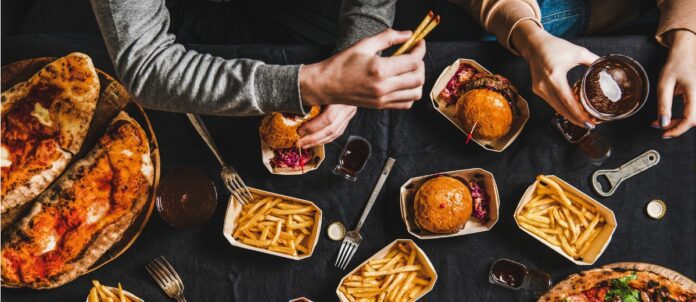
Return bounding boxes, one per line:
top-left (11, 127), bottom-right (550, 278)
top-left (335, 157), bottom-right (396, 270)
top-left (145, 256), bottom-right (187, 302)
top-left (186, 113), bottom-right (253, 205)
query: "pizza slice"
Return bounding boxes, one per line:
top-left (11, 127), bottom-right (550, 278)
top-left (1, 53), bottom-right (100, 214)
top-left (1, 112), bottom-right (153, 289)
top-left (540, 265), bottom-right (696, 302)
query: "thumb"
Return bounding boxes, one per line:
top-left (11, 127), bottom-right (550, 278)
top-left (355, 29), bottom-right (412, 54)
top-left (578, 48), bottom-right (600, 66)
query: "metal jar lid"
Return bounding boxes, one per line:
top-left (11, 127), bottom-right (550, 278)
top-left (327, 222), bottom-right (346, 241)
top-left (646, 200), bottom-right (666, 219)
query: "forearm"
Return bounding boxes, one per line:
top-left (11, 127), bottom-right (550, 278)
top-left (335, 0), bottom-right (396, 52)
top-left (510, 19), bottom-right (547, 59)
top-left (90, 0), bottom-right (304, 116)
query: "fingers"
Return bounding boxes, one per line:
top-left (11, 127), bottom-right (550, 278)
top-left (578, 48), bottom-right (600, 66)
top-left (550, 74), bottom-right (594, 129)
top-left (662, 86), bottom-right (696, 138)
top-left (533, 79), bottom-right (584, 127)
top-left (297, 106), bottom-right (357, 147)
top-left (657, 74), bottom-right (676, 128)
top-left (356, 29), bottom-right (412, 54)
top-left (379, 87), bottom-right (423, 107)
top-left (378, 62), bottom-right (425, 93)
top-left (378, 40), bottom-right (426, 76)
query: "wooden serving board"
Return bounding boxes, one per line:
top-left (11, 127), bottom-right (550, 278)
top-left (1, 57), bottom-right (161, 283)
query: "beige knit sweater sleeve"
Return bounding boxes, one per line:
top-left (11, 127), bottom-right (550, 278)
top-left (449, 0), bottom-right (542, 54)
top-left (655, 0), bottom-right (696, 47)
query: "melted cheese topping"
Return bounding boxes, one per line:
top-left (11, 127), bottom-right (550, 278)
top-left (86, 202), bottom-right (109, 224)
top-left (121, 149), bottom-right (133, 157)
top-left (0, 145), bottom-right (11, 168)
top-left (39, 232), bottom-right (58, 255)
top-left (30, 103), bottom-right (53, 127)
top-left (141, 154), bottom-right (153, 184)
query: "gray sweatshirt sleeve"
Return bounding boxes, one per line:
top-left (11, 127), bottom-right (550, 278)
top-left (335, 0), bottom-right (397, 52)
top-left (90, 0), bottom-right (305, 116)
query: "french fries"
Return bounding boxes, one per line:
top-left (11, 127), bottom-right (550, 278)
top-left (516, 175), bottom-right (606, 261)
top-left (338, 242), bottom-right (434, 302)
top-left (88, 281), bottom-right (139, 302)
top-left (232, 193), bottom-right (318, 257)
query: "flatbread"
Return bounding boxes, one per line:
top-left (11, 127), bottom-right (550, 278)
top-left (539, 263), bottom-right (696, 301)
top-left (1, 53), bottom-right (99, 214)
top-left (1, 112), bottom-right (153, 289)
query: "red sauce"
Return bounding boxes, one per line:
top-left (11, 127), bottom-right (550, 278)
top-left (156, 167), bottom-right (218, 228)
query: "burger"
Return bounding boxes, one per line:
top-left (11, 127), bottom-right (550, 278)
top-left (438, 63), bottom-right (519, 142)
top-left (259, 106), bottom-right (320, 169)
top-left (455, 74), bottom-right (518, 141)
top-left (413, 176), bottom-right (472, 234)
top-left (259, 106), bottom-right (320, 149)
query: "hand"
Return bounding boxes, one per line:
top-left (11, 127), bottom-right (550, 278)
top-left (512, 20), bottom-right (599, 128)
top-left (297, 105), bottom-right (357, 148)
top-left (299, 29), bottom-right (426, 109)
top-left (653, 30), bottom-right (696, 138)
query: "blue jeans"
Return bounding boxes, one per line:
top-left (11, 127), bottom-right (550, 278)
top-left (482, 0), bottom-right (590, 41)
top-left (481, 0), bottom-right (659, 41)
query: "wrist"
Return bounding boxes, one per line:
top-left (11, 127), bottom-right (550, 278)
top-left (299, 63), bottom-right (323, 106)
top-left (511, 19), bottom-right (547, 58)
top-left (668, 29), bottom-right (696, 52)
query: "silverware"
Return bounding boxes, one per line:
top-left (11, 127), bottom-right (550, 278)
top-left (145, 256), bottom-right (187, 302)
top-left (592, 150), bottom-right (660, 197)
top-left (186, 113), bottom-right (253, 205)
top-left (335, 157), bottom-right (396, 270)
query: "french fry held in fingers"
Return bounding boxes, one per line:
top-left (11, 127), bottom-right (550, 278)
top-left (516, 175), bottom-right (607, 261)
top-left (392, 11), bottom-right (441, 56)
top-left (232, 194), bottom-right (317, 257)
top-left (338, 242), bottom-right (435, 302)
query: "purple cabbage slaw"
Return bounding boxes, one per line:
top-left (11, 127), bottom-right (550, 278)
top-left (468, 180), bottom-right (489, 223)
top-left (270, 148), bottom-right (313, 169)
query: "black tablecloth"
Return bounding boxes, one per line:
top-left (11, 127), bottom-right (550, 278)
top-left (2, 34), bottom-right (695, 302)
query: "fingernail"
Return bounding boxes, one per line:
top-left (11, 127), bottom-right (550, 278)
top-left (662, 136), bottom-right (672, 140)
top-left (584, 122), bottom-right (595, 130)
top-left (651, 123), bottom-right (662, 129)
top-left (660, 115), bottom-right (670, 128)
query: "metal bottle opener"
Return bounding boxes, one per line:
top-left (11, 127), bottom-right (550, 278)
top-left (592, 150), bottom-right (660, 197)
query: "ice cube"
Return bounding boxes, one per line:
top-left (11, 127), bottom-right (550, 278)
top-left (598, 70), bottom-right (622, 103)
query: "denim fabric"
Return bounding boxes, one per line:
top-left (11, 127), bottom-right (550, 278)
top-left (482, 0), bottom-right (591, 41)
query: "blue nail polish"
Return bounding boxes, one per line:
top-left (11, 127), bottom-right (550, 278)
top-left (660, 115), bottom-right (670, 128)
top-left (584, 122), bottom-right (595, 130)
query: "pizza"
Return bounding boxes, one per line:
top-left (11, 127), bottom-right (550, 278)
top-left (0, 112), bottom-right (153, 289)
top-left (540, 263), bottom-right (696, 302)
top-left (1, 53), bottom-right (100, 215)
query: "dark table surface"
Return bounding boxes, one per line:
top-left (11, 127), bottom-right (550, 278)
top-left (2, 34), bottom-right (695, 302)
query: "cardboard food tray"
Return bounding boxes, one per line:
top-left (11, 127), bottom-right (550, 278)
top-left (85, 286), bottom-right (143, 302)
top-left (514, 175), bottom-right (617, 265)
top-left (336, 239), bottom-right (437, 302)
top-left (223, 187), bottom-right (322, 260)
top-left (260, 139), bottom-right (325, 175)
top-left (429, 59), bottom-right (530, 152)
top-left (399, 168), bottom-right (500, 239)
